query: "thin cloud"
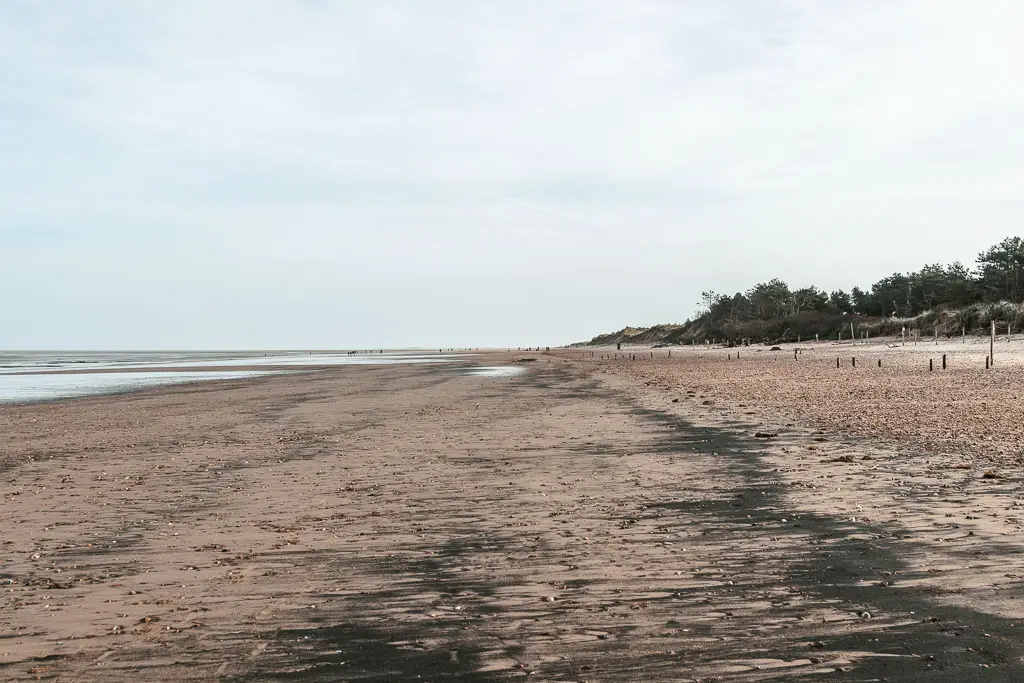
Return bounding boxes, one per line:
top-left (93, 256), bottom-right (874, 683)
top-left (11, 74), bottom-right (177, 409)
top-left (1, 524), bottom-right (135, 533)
top-left (2, 1), bottom-right (1023, 347)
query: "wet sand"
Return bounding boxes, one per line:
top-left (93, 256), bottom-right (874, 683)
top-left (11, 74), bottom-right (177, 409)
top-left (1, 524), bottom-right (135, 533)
top-left (3, 351), bottom-right (1024, 680)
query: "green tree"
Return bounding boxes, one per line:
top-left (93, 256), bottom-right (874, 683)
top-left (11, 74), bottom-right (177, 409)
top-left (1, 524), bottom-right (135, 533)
top-left (850, 286), bottom-right (872, 314)
top-left (698, 290), bottom-right (732, 322)
top-left (912, 263), bottom-right (949, 312)
top-left (829, 289), bottom-right (853, 314)
top-left (793, 286), bottom-right (829, 313)
top-left (868, 273), bottom-right (914, 317)
top-left (746, 279), bottom-right (792, 319)
top-left (728, 292), bottom-right (751, 320)
top-left (976, 237), bottom-right (1024, 302)
top-left (944, 261), bottom-right (979, 308)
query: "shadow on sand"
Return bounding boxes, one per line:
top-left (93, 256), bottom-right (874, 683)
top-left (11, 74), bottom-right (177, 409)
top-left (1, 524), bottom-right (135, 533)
top-left (233, 376), bottom-right (1024, 681)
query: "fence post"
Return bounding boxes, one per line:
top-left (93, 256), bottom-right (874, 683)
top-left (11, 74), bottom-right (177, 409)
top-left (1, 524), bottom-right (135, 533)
top-left (942, 354), bottom-right (947, 370)
top-left (991, 320), bottom-right (996, 366)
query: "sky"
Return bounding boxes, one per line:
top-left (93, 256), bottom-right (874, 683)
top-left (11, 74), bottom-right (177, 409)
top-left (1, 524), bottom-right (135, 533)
top-left (3, 1), bottom-right (1024, 349)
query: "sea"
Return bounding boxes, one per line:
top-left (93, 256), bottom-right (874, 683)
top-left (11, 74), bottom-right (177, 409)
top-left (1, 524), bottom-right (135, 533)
top-left (0, 350), bottom-right (460, 404)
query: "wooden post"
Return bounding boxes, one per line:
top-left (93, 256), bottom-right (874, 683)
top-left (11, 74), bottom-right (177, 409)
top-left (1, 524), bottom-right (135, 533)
top-left (852, 357), bottom-right (856, 368)
top-left (991, 320), bottom-right (996, 366)
top-left (837, 357), bottom-right (840, 368)
top-left (878, 359), bottom-right (882, 367)
top-left (986, 356), bottom-right (990, 370)
top-left (901, 328), bottom-right (906, 346)
top-left (850, 322), bottom-right (855, 345)
top-left (929, 359), bottom-right (933, 371)
top-left (794, 349), bottom-right (798, 361)
top-left (962, 326), bottom-right (966, 344)
top-left (942, 354), bottom-right (947, 370)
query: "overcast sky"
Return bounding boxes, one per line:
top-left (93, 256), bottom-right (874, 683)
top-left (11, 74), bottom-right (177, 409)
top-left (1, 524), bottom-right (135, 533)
top-left (2, 1), bottom-right (1023, 348)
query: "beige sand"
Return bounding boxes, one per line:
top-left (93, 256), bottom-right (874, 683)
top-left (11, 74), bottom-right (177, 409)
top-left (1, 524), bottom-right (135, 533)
top-left (2, 349), bottom-right (1024, 680)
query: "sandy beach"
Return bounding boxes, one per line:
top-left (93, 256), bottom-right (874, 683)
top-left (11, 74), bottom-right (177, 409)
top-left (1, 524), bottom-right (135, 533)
top-left (4, 348), bottom-right (1024, 681)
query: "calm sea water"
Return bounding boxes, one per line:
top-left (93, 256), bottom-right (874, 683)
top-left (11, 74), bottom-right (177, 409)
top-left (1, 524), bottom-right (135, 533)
top-left (0, 351), bottom-right (460, 404)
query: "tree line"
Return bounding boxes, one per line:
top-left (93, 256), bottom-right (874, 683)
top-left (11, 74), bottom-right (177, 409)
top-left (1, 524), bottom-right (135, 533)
top-left (700, 237), bottom-right (1024, 323)
top-left (687, 237), bottom-right (1024, 343)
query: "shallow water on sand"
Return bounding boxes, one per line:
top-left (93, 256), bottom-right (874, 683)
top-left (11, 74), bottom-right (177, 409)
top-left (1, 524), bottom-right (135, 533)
top-left (462, 366), bottom-right (527, 377)
top-left (0, 370), bottom-right (284, 404)
top-left (0, 351), bottom-right (462, 404)
top-left (0, 350), bottom-right (460, 374)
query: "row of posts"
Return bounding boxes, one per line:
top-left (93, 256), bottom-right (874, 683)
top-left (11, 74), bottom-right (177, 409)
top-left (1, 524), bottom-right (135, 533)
top-left (831, 355), bottom-right (953, 370)
top-left (682, 320), bottom-right (1014, 349)
top-left (599, 350), bottom-right (994, 371)
top-left (596, 337), bottom-right (1000, 370)
top-left (595, 319), bottom-right (1011, 369)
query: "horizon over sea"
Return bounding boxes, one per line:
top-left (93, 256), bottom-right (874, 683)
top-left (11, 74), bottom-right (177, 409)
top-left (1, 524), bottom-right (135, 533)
top-left (0, 350), bottom-right (467, 404)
